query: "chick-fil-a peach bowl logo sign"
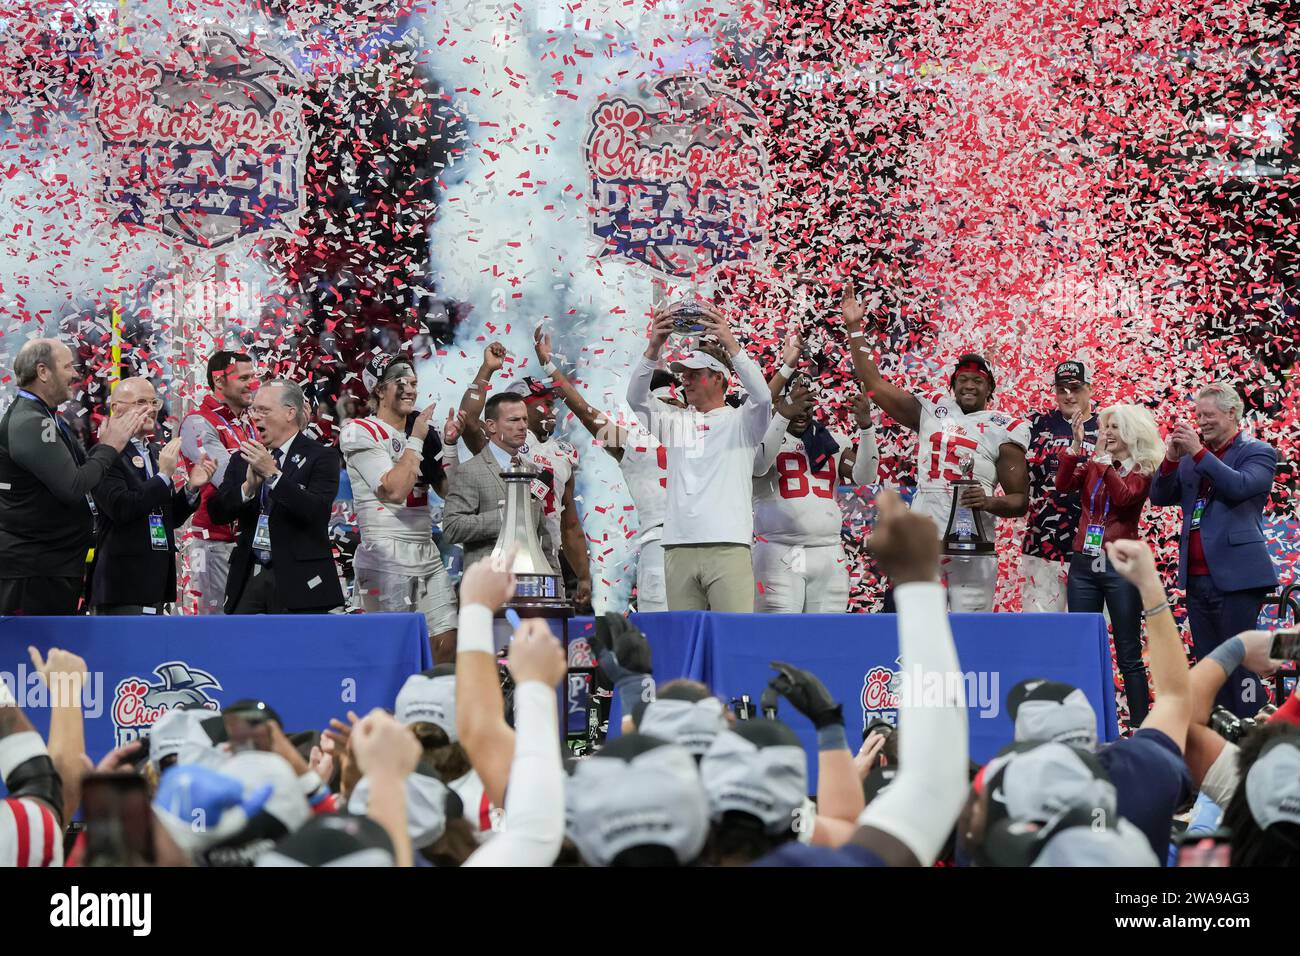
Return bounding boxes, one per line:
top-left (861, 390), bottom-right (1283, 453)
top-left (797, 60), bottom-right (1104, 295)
top-left (92, 27), bottom-right (310, 248)
top-left (585, 75), bottom-right (767, 279)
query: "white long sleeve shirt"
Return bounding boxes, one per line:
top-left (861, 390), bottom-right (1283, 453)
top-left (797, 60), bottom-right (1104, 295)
top-left (626, 351), bottom-right (773, 547)
top-left (462, 681), bottom-right (565, 867)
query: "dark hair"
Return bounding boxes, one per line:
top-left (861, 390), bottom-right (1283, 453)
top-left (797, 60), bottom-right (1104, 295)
top-left (421, 817), bottom-right (481, 867)
top-left (412, 723), bottom-right (473, 782)
top-left (631, 678), bottom-right (713, 727)
top-left (650, 370), bottom-right (679, 392)
top-left (1225, 723), bottom-right (1300, 866)
top-left (705, 810), bottom-right (792, 866)
top-left (610, 844), bottom-right (681, 867)
top-left (485, 392), bottom-right (526, 421)
top-left (207, 351), bottom-right (253, 390)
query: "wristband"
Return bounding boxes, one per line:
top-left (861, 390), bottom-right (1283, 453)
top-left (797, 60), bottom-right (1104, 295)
top-left (858, 424), bottom-right (874, 435)
top-left (816, 722), bottom-right (849, 752)
top-left (298, 770), bottom-right (324, 795)
top-left (457, 604), bottom-right (496, 655)
top-left (1206, 635), bottom-right (1246, 678)
top-left (1142, 600), bottom-right (1171, 620)
top-left (0, 731), bottom-right (47, 779)
top-left (542, 360), bottom-right (559, 376)
top-left (778, 363), bottom-right (796, 379)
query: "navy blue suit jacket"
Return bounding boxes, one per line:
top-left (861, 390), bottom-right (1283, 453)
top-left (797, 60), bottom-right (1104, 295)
top-left (1148, 433), bottom-right (1278, 592)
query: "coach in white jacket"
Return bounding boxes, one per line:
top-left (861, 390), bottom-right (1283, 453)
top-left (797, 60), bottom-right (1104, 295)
top-left (627, 307), bottom-right (777, 612)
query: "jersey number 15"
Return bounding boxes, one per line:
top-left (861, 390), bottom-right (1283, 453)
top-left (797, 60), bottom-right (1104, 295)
top-left (928, 432), bottom-right (980, 482)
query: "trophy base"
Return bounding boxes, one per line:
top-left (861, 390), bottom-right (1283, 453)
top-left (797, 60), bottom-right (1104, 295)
top-left (504, 573), bottom-right (573, 613)
top-left (942, 539), bottom-right (996, 556)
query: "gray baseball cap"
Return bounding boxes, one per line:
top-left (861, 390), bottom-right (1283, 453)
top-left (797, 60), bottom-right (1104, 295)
top-left (566, 734), bottom-right (710, 867)
top-left (1246, 738), bottom-right (1300, 830)
top-left (258, 814), bottom-right (396, 868)
top-left (148, 707), bottom-right (227, 772)
top-left (348, 765), bottom-right (455, 850)
top-left (981, 741), bottom-right (1117, 828)
top-left (395, 671), bottom-right (458, 739)
top-left (1032, 818), bottom-right (1159, 867)
top-left (1008, 679), bottom-right (1098, 750)
top-left (700, 720), bottom-right (807, 835)
top-left (637, 697), bottom-right (728, 758)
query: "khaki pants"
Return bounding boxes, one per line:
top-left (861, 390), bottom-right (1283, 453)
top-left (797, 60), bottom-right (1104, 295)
top-left (665, 543), bottom-right (754, 612)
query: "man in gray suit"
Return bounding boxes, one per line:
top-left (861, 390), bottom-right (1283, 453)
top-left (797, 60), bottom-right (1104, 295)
top-left (443, 392), bottom-right (553, 569)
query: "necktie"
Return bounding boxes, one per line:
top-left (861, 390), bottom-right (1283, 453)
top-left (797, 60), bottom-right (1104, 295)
top-left (260, 449), bottom-right (283, 511)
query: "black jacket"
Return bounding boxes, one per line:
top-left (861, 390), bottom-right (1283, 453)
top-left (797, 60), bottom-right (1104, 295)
top-left (89, 442), bottom-right (199, 608)
top-left (0, 393), bottom-right (117, 577)
top-left (207, 432), bottom-right (344, 612)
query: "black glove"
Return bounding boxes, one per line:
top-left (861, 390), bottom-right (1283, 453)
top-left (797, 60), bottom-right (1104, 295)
top-left (590, 613), bottom-right (652, 684)
top-left (767, 660), bottom-right (843, 729)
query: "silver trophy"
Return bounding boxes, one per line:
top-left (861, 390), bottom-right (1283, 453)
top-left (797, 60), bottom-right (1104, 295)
top-left (942, 453), bottom-right (994, 555)
top-left (492, 464), bottom-right (570, 610)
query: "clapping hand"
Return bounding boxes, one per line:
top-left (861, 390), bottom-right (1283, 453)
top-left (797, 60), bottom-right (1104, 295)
top-left (238, 440), bottom-right (279, 479)
top-left (186, 452), bottom-right (217, 491)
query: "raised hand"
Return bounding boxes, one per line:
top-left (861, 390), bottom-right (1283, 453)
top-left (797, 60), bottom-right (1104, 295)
top-left (443, 408), bottom-right (467, 444)
top-left (781, 329), bottom-right (804, 367)
top-left (410, 404), bottom-right (437, 442)
top-left (351, 708), bottom-right (421, 780)
top-left (507, 618), bottom-right (567, 688)
top-left (841, 278), bottom-right (865, 332)
top-left (460, 549), bottom-right (518, 611)
top-left (865, 489), bottom-right (940, 585)
top-left (647, 307), bottom-right (676, 350)
top-left (776, 383), bottom-right (814, 421)
top-left (100, 405), bottom-right (151, 452)
top-left (767, 660), bottom-right (843, 729)
top-left (1104, 539), bottom-right (1160, 591)
top-left (534, 327), bottom-right (553, 365)
top-left (482, 342), bottom-right (508, 375)
top-left (1070, 409), bottom-right (1087, 451)
top-left (187, 452), bottom-right (218, 491)
top-left (852, 391), bottom-right (875, 429)
top-left (157, 436), bottom-right (182, 479)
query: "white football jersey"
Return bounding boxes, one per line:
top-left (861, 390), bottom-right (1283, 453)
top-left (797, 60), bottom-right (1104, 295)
top-left (618, 431), bottom-right (668, 544)
top-left (520, 430), bottom-right (578, 554)
top-left (911, 395), bottom-right (1030, 538)
top-left (340, 417), bottom-right (431, 543)
top-left (753, 429), bottom-right (849, 547)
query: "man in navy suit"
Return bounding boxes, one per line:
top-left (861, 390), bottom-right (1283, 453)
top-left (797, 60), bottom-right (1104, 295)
top-left (90, 377), bottom-right (217, 614)
top-left (1149, 381), bottom-right (1279, 716)
top-left (208, 379), bottom-right (344, 614)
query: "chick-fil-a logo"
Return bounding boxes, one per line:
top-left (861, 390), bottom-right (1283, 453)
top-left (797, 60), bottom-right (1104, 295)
top-left (861, 664), bottom-right (901, 730)
top-left (585, 75), bottom-right (767, 278)
top-left (91, 27), bottom-right (309, 248)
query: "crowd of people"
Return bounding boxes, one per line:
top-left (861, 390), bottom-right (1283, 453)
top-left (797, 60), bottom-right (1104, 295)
top-left (0, 282), bottom-right (1292, 867)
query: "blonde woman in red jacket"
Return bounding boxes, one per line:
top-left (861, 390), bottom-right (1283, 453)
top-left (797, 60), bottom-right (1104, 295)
top-left (1056, 404), bottom-right (1164, 730)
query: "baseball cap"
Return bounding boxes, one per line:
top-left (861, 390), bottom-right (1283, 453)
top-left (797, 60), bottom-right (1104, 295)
top-left (565, 733), bottom-right (710, 867)
top-left (1245, 737), bottom-right (1300, 829)
top-left (223, 698), bottom-right (283, 727)
top-left (348, 765), bottom-right (460, 850)
top-left (503, 377), bottom-right (558, 404)
top-left (950, 353), bottom-right (996, 392)
top-left (1053, 360), bottom-right (1090, 385)
top-left (148, 707), bottom-right (228, 772)
top-left (154, 764), bottom-right (273, 854)
top-left (395, 670), bottom-right (457, 739)
top-left (257, 814), bottom-right (396, 868)
top-left (700, 720), bottom-right (808, 835)
top-left (983, 807), bottom-right (1157, 867)
top-left (1007, 679), bottom-right (1098, 750)
top-left (669, 351), bottom-right (730, 376)
top-left (977, 741), bottom-right (1117, 830)
top-left (362, 354), bottom-right (416, 393)
top-left (222, 750), bottom-right (312, 834)
top-left (637, 696), bottom-right (729, 758)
